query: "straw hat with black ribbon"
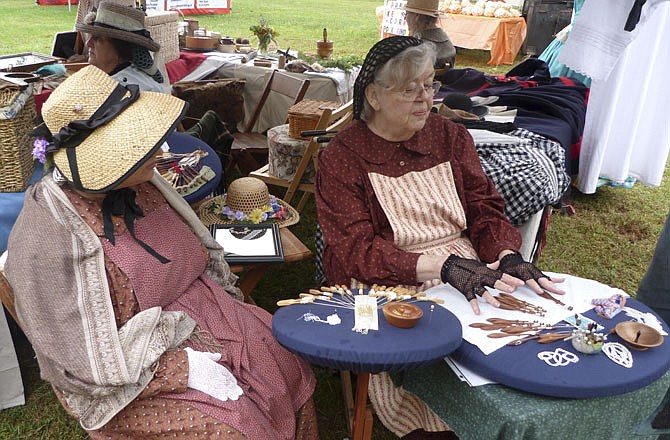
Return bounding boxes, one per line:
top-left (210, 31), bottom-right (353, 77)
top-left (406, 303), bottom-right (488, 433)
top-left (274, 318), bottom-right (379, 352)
top-left (403, 0), bottom-right (442, 17)
top-left (198, 177), bottom-right (299, 228)
top-left (76, 1), bottom-right (160, 52)
top-left (42, 65), bottom-right (187, 193)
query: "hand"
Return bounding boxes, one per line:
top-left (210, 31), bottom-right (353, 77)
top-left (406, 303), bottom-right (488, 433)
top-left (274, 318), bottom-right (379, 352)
top-left (498, 251), bottom-right (565, 296)
top-left (185, 347), bottom-right (243, 401)
top-left (440, 255), bottom-right (524, 315)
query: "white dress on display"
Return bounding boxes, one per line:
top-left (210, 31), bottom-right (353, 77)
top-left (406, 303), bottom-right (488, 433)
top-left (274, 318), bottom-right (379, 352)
top-left (559, 0), bottom-right (670, 194)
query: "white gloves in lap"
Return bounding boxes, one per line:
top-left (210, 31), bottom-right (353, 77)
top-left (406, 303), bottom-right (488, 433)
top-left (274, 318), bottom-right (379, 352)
top-left (185, 347), bottom-right (243, 401)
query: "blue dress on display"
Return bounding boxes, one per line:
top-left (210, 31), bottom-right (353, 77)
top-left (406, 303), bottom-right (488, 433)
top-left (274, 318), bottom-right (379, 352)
top-left (538, 0), bottom-right (592, 87)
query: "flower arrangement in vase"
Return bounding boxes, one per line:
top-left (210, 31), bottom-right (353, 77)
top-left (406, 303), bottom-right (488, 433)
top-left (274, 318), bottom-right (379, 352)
top-left (250, 16), bottom-right (279, 55)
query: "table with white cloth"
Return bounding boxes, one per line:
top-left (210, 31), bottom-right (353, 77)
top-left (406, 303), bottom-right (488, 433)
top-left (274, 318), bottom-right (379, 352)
top-left (393, 274), bottom-right (670, 439)
top-left (175, 53), bottom-right (359, 133)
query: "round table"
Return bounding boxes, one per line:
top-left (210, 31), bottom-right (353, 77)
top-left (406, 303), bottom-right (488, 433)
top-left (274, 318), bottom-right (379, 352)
top-left (452, 298), bottom-right (670, 398)
top-left (164, 132), bottom-right (222, 204)
top-left (272, 300), bottom-right (462, 440)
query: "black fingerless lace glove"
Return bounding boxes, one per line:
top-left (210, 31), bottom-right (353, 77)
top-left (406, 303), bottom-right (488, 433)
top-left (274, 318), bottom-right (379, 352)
top-left (498, 252), bottom-right (550, 282)
top-left (440, 255), bottom-right (503, 302)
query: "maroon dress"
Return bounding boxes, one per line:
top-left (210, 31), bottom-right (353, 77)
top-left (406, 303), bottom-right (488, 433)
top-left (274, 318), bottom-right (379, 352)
top-left (61, 183), bottom-right (316, 439)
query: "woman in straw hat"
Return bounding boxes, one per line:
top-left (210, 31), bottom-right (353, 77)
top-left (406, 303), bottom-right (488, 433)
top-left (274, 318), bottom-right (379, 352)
top-left (404, 0), bottom-right (456, 69)
top-left (76, 1), bottom-right (167, 92)
top-left (5, 66), bottom-right (318, 439)
top-left (315, 36), bottom-right (563, 438)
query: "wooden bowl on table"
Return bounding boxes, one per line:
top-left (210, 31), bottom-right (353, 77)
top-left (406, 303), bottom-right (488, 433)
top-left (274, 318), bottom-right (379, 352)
top-left (614, 321), bottom-right (664, 350)
top-left (383, 302), bottom-right (423, 329)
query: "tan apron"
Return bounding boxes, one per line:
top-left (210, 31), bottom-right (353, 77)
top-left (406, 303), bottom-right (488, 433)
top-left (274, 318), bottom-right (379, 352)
top-left (367, 162), bottom-right (479, 436)
top-left (368, 162), bottom-right (478, 290)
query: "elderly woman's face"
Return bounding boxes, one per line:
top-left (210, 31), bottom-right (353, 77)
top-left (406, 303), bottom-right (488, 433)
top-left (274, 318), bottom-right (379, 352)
top-left (86, 35), bottom-right (121, 74)
top-left (365, 59), bottom-right (435, 142)
top-left (116, 154), bottom-right (159, 189)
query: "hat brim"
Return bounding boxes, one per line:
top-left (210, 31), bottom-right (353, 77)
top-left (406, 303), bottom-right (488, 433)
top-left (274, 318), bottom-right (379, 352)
top-left (472, 105), bottom-right (489, 117)
top-left (76, 22), bottom-right (160, 52)
top-left (197, 194), bottom-right (300, 229)
top-left (403, 7), bottom-right (442, 17)
top-left (53, 91), bottom-right (187, 192)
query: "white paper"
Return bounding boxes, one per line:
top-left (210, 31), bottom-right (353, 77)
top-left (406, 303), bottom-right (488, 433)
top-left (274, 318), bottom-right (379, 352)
top-left (353, 295), bottom-right (379, 332)
top-left (424, 272), bottom-right (629, 355)
top-left (215, 227), bottom-right (276, 256)
top-left (444, 356), bottom-right (496, 386)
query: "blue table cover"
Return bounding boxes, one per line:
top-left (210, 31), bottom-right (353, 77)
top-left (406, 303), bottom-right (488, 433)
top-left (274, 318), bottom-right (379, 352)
top-left (451, 298), bottom-right (670, 398)
top-left (272, 301), bottom-right (462, 372)
top-left (0, 168), bottom-right (42, 253)
top-left (165, 132), bottom-right (221, 204)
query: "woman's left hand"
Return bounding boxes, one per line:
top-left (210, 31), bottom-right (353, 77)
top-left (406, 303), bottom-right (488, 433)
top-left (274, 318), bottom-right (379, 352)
top-left (497, 251), bottom-right (565, 296)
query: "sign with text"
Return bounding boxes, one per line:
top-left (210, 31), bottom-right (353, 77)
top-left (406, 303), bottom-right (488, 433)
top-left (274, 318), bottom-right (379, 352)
top-left (382, 0), bottom-right (409, 38)
top-left (145, 0), bottom-right (230, 15)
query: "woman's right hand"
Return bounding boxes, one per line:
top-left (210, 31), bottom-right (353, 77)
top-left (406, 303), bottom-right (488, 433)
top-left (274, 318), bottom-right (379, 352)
top-left (185, 347), bottom-right (243, 401)
top-left (440, 255), bottom-right (523, 315)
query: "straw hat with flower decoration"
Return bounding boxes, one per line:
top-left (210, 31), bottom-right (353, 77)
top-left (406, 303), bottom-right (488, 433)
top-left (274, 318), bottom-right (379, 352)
top-left (198, 177), bottom-right (299, 228)
top-left (42, 65), bottom-right (186, 193)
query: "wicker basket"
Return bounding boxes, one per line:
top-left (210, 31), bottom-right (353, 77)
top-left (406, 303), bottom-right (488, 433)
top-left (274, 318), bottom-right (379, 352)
top-left (287, 100), bottom-right (342, 139)
top-left (0, 86), bottom-right (36, 192)
top-left (146, 11), bottom-right (180, 63)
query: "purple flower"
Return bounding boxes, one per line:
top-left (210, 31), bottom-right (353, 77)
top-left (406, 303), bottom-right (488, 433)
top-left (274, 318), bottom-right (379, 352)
top-left (32, 138), bottom-right (49, 164)
top-left (234, 211), bottom-right (246, 221)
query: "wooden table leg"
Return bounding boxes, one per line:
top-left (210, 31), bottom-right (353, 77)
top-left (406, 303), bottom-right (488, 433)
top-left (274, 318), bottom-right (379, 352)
top-left (236, 266), bottom-right (268, 305)
top-left (352, 371), bottom-right (373, 440)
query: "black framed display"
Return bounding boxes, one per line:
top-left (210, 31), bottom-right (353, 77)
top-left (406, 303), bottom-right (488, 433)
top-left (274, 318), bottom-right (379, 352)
top-left (211, 223), bottom-right (284, 264)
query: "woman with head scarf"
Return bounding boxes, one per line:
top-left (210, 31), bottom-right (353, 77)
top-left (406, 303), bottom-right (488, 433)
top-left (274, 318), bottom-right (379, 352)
top-left (315, 36), bottom-right (564, 437)
top-left (77, 1), bottom-right (167, 92)
top-left (5, 66), bottom-right (318, 439)
top-left (404, 0), bottom-right (456, 69)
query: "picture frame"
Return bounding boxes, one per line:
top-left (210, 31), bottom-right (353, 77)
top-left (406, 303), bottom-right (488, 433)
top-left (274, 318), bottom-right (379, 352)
top-left (211, 223), bottom-right (284, 264)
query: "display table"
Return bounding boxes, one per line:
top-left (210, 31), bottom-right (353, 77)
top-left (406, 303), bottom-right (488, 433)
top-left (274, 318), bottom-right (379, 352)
top-left (396, 297), bottom-right (670, 439)
top-left (178, 53), bottom-right (358, 133)
top-left (439, 14), bottom-right (527, 65)
top-left (272, 301), bottom-right (462, 440)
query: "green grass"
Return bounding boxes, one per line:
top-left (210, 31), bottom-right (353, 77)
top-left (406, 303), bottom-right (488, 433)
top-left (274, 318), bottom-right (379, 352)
top-left (1, 0), bottom-right (668, 439)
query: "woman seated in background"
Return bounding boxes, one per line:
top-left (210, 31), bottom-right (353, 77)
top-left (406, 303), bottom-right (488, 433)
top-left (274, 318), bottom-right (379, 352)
top-left (76, 1), bottom-right (167, 92)
top-left (315, 36), bottom-right (563, 438)
top-left (5, 65), bottom-right (317, 439)
top-left (404, 0), bottom-right (456, 69)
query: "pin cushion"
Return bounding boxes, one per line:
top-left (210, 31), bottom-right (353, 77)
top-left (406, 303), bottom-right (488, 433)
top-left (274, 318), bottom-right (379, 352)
top-left (382, 303), bottom-right (423, 328)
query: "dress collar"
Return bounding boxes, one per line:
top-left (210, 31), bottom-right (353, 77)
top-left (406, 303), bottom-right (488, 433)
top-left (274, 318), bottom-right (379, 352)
top-left (339, 114), bottom-right (439, 164)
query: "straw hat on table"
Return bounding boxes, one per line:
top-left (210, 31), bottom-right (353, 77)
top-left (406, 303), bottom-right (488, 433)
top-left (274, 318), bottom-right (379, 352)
top-left (198, 177), bottom-right (299, 228)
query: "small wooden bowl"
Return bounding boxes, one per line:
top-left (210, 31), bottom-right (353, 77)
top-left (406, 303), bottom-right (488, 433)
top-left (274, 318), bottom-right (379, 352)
top-left (615, 321), bottom-right (664, 350)
top-left (382, 302), bottom-right (423, 329)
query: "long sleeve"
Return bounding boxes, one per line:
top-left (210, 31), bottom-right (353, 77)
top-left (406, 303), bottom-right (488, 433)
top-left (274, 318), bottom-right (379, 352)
top-left (316, 143), bottom-right (420, 286)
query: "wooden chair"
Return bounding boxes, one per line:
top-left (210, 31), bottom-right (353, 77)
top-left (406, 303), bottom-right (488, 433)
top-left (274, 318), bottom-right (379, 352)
top-left (229, 70), bottom-right (311, 177)
top-left (0, 269), bottom-right (18, 328)
top-left (249, 100), bottom-right (354, 212)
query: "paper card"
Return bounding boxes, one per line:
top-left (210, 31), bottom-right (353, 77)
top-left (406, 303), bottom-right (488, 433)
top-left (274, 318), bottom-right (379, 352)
top-left (564, 313), bottom-right (604, 332)
top-left (353, 295), bottom-right (378, 332)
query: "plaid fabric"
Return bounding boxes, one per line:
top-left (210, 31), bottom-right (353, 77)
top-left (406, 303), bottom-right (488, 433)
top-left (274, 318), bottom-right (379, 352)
top-left (475, 128), bottom-right (570, 225)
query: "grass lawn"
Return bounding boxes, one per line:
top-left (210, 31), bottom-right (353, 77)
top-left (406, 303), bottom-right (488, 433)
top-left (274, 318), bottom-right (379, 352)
top-left (1, 0), bottom-right (669, 439)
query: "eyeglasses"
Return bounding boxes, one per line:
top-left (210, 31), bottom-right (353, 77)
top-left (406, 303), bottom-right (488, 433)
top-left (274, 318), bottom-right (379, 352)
top-left (394, 81), bottom-right (442, 100)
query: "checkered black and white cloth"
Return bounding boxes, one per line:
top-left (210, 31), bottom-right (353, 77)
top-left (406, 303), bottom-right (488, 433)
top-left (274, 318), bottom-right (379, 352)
top-left (474, 128), bottom-right (570, 225)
